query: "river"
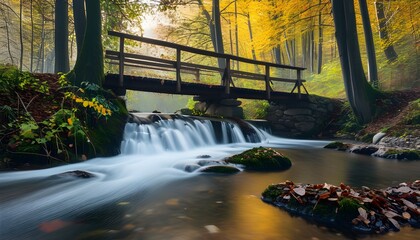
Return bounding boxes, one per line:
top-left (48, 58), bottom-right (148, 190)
top-left (0, 117), bottom-right (418, 239)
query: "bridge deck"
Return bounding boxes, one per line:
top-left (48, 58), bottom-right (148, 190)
top-left (104, 31), bottom-right (308, 100)
top-left (104, 74), bottom-right (306, 100)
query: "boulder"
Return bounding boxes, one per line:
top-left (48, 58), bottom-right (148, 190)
top-left (372, 132), bottom-right (386, 144)
top-left (226, 147), bottom-right (291, 171)
top-left (199, 165), bottom-right (241, 174)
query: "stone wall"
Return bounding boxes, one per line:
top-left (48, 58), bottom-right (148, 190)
top-left (194, 98), bottom-right (244, 119)
top-left (265, 95), bottom-right (341, 138)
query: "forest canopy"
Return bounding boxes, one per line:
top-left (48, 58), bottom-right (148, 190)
top-left (0, 0), bottom-right (418, 99)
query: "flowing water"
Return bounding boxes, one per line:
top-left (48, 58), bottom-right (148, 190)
top-left (0, 117), bottom-right (419, 240)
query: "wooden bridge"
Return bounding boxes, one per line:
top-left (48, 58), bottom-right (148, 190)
top-left (104, 31), bottom-right (308, 100)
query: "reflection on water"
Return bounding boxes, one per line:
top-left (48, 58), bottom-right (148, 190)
top-left (0, 126), bottom-right (419, 239)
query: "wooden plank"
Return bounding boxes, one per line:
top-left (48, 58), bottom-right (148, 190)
top-left (270, 76), bottom-right (306, 83)
top-left (106, 50), bottom-right (176, 66)
top-left (107, 55), bottom-right (174, 70)
top-left (104, 74), bottom-right (308, 100)
top-left (180, 61), bottom-right (223, 73)
top-left (231, 70), bottom-right (265, 80)
top-left (108, 31), bottom-right (306, 71)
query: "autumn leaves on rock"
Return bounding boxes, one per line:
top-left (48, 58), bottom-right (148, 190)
top-left (262, 180), bottom-right (420, 234)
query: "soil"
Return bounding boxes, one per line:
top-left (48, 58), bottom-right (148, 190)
top-left (362, 89), bottom-right (420, 137)
top-left (0, 73), bottom-right (63, 122)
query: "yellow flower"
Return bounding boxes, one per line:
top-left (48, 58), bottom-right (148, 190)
top-left (83, 101), bottom-right (89, 107)
top-left (67, 118), bottom-right (73, 126)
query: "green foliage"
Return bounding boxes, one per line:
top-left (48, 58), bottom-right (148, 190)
top-left (384, 149), bottom-right (420, 160)
top-left (241, 99), bottom-right (270, 119)
top-left (305, 61), bottom-right (346, 98)
top-left (1, 70), bottom-right (122, 164)
top-left (0, 64), bottom-right (49, 95)
top-left (227, 147), bottom-right (292, 171)
top-left (262, 184), bottom-right (284, 201)
top-left (186, 97), bottom-right (197, 110)
top-left (324, 141), bottom-right (349, 151)
top-left (6, 108), bottom-right (88, 162)
top-left (404, 99), bottom-right (420, 125)
top-left (337, 197), bottom-right (362, 222)
top-left (336, 102), bottom-right (364, 136)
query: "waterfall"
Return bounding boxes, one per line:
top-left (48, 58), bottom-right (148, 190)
top-left (0, 116), bottom-right (329, 240)
top-left (120, 118), bottom-right (265, 155)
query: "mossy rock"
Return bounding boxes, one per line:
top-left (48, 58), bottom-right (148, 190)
top-left (199, 165), bottom-right (241, 174)
top-left (226, 147), bottom-right (291, 171)
top-left (404, 99), bottom-right (420, 125)
top-left (337, 197), bottom-right (362, 222)
top-left (384, 149), bottom-right (420, 160)
top-left (324, 141), bottom-right (349, 151)
top-left (262, 184), bottom-right (284, 201)
top-left (88, 98), bottom-right (128, 158)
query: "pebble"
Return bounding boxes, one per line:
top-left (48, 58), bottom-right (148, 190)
top-left (204, 225), bottom-right (220, 234)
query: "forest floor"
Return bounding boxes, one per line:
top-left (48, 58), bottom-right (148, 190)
top-left (357, 88), bottom-right (420, 140)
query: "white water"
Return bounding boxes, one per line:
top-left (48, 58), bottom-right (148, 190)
top-left (0, 118), bottom-right (328, 239)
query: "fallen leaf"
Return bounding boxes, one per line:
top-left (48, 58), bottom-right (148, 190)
top-left (293, 187), bottom-right (306, 196)
top-left (400, 199), bottom-right (420, 214)
top-left (204, 225), bottom-right (220, 234)
top-left (388, 218), bottom-right (400, 230)
top-left (402, 212), bottom-right (411, 220)
top-left (39, 219), bottom-right (69, 233)
top-left (383, 210), bottom-right (400, 218)
top-left (396, 186), bottom-right (411, 193)
top-left (358, 207), bottom-right (368, 219)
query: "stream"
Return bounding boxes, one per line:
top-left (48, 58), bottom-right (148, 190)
top-left (0, 117), bottom-right (419, 239)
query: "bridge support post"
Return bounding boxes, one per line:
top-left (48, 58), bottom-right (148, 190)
top-left (176, 49), bottom-right (182, 92)
top-left (116, 37), bottom-right (127, 97)
top-left (265, 65), bottom-right (271, 99)
top-left (223, 57), bottom-right (232, 94)
top-left (194, 97), bottom-right (244, 119)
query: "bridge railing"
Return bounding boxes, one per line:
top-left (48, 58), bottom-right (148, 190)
top-left (105, 31), bottom-right (308, 99)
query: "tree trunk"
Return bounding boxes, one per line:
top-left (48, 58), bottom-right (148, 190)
top-left (273, 44), bottom-right (281, 64)
top-left (73, 0), bottom-right (86, 56)
top-left (359, 0), bottom-right (379, 88)
top-left (234, 0), bottom-right (239, 69)
top-left (331, 0), bottom-right (377, 124)
top-left (212, 0), bottom-right (225, 76)
top-left (247, 13), bottom-right (257, 61)
top-left (309, 30), bottom-right (315, 73)
top-left (374, 1), bottom-right (398, 61)
top-left (302, 33), bottom-right (307, 67)
top-left (54, 0), bottom-right (70, 73)
top-left (284, 35), bottom-right (292, 65)
top-left (67, 0), bottom-right (103, 86)
top-left (30, 0), bottom-right (34, 72)
top-left (4, 13), bottom-right (14, 65)
top-left (19, 0), bottom-right (23, 70)
top-left (317, 0), bottom-right (323, 74)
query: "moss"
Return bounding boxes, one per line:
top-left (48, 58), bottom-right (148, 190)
top-left (226, 147), bottom-right (291, 171)
top-left (404, 99), bottom-right (420, 125)
top-left (313, 201), bottom-right (337, 219)
top-left (337, 197), bottom-right (362, 222)
top-left (262, 184), bottom-right (284, 201)
top-left (384, 149), bottom-right (420, 160)
top-left (88, 98), bottom-right (128, 157)
top-left (324, 141), bottom-right (349, 151)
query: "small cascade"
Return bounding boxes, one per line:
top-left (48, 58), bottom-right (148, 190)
top-left (121, 117), bottom-right (266, 155)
